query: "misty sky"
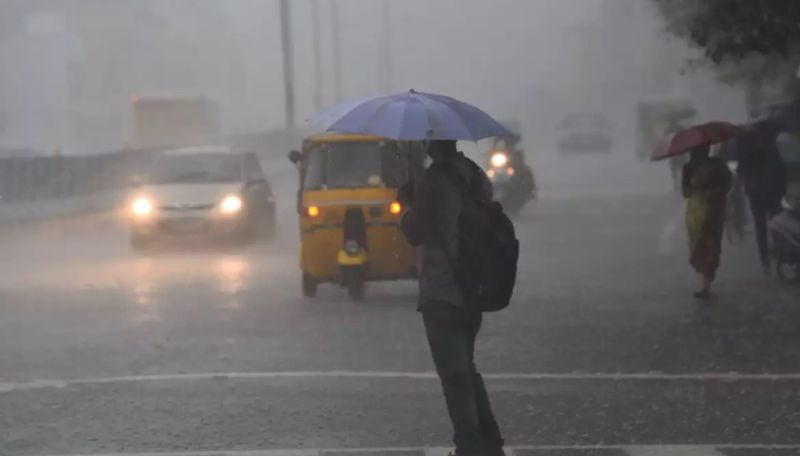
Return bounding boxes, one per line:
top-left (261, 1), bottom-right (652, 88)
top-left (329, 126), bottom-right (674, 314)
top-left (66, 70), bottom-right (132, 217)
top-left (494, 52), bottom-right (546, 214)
top-left (224, 0), bottom-right (610, 130)
top-left (0, 0), bottom-right (746, 154)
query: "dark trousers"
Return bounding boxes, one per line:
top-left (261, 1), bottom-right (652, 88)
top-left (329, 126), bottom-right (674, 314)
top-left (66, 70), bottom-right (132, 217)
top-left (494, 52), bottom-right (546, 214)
top-left (422, 308), bottom-right (503, 456)
top-left (750, 202), bottom-right (780, 271)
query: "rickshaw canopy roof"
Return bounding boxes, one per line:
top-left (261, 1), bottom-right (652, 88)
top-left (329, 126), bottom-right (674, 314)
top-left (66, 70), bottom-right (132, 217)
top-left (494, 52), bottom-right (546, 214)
top-left (303, 133), bottom-right (396, 149)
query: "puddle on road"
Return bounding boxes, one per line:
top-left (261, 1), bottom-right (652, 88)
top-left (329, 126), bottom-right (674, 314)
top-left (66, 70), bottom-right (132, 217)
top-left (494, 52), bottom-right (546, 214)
top-left (0, 240), bottom-right (274, 314)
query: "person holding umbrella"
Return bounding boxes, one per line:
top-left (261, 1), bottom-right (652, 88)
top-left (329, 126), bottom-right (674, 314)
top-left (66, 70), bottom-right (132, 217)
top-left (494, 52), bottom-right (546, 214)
top-left (655, 122), bottom-right (738, 299)
top-left (736, 121), bottom-right (787, 274)
top-left (682, 145), bottom-right (733, 299)
top-left (311, 90), bottom-right (513, 456)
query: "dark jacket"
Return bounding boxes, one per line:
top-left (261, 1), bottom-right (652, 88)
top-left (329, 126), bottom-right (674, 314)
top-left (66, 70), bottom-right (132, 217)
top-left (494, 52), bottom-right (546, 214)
top-left (400, 152), bottom-right (491, 312)
top-left (737, 125), bottom-right (787, 210)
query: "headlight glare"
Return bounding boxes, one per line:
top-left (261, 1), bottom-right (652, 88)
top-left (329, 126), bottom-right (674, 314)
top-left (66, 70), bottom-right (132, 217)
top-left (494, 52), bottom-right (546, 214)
top-left (131, 197), bottom-right (153, 217)
top-left (220, 195), bottom-right (243, 214)
top-left (490, 152), bottom-right (508, 168)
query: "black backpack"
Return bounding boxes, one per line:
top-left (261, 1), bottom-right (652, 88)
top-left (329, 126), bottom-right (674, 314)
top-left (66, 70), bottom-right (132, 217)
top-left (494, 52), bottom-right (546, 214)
top-left (432, 160), bottom-right (519, 312)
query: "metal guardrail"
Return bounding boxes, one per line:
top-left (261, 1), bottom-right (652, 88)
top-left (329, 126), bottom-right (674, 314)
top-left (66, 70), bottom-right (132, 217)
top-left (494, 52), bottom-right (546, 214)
top-left (0, 149), bottom-right (161, 223)
top-left (0, 150), bottom-right (158, 204)
top-left (0, 128), bottom-right (305, 222)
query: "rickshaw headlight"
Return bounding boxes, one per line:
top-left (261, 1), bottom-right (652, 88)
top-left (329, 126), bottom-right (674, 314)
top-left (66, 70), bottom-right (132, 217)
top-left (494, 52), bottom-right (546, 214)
top-left (389, 201), bottom-right (402, 215)
top-left (344, 240), bottom-right (360, 255)
top-left (220, 195), bottom-right (243, 215)
top-left (490, 152), bottom-right (508, 168)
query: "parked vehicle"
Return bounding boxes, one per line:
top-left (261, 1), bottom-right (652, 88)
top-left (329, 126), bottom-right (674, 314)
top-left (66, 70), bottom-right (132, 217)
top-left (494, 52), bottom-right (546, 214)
top-left (773, 132), bottom-right (800, 282)
top-left (635, 98), bottom-right (696, 160)
top-left (770, 197), bottom-right (800, 282)
top-left (557, 113), bottom-right (614, 154)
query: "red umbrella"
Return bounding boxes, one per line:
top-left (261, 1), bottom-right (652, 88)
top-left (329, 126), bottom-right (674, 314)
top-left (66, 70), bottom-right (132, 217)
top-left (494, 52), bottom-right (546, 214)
top-left (652, 121), bottom-right (742, 161)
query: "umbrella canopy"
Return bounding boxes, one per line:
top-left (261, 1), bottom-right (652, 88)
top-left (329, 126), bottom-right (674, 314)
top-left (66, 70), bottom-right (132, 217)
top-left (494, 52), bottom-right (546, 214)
top-left (309, 89), bottom-right (513, 141)
top-left (652, 121), bottom-right (742, 161)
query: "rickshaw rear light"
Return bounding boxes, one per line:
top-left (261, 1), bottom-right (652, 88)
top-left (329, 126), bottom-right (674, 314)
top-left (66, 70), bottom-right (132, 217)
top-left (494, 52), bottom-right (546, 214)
top-left (306, 205), bottom-right (321, 217)
top-left (389, 202), bottom-right (402, 215)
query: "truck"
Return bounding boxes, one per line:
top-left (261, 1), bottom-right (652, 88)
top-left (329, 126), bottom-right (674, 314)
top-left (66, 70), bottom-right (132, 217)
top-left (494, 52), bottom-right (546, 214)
top-left (130, 94), bottom-right (220, 149)
top-left (635, 98), bottom-right (696, 160)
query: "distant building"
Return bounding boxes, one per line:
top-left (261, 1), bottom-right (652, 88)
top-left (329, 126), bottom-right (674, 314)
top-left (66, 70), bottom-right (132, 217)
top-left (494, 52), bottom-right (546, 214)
top-left (0, 0), bottom-right (244, 154)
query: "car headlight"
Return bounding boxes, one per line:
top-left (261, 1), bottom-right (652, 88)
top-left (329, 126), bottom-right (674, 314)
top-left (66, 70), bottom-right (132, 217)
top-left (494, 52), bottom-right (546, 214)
top-left (131, 197), bottom-right (153, 217)
top-left (490, 152), bottom-right (508, 168)
top-left (220, 195), bottom-right (243, 214)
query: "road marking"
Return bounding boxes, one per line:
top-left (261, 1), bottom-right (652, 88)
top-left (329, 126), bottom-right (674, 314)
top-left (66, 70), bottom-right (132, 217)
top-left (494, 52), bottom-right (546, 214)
top-left (4, 370), bottom-right (800, 393)
top-left (36, 444), bottom-right (800, 456)
top-left (626, 445), bottom-right (724, 455)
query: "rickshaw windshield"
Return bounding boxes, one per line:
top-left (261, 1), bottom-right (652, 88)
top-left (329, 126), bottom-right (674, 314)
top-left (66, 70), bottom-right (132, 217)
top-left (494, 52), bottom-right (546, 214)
top-left (303, 141), bottom-right (402, 190)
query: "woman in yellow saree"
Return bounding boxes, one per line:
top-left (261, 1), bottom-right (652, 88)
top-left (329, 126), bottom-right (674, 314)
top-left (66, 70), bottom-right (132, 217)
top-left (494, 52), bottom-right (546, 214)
top-left (682, 145), bottom-right (733, 299)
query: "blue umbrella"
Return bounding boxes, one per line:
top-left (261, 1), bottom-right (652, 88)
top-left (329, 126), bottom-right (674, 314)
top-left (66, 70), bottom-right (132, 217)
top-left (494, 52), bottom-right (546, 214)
top-left (309, 89), bottom-right (514, 141)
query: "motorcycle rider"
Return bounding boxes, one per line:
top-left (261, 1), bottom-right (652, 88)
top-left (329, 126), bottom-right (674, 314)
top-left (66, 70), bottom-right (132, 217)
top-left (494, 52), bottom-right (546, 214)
top-left (491, 136), bottom-right (536, 201)
top-left (509, 148), bottom-right (536, 201)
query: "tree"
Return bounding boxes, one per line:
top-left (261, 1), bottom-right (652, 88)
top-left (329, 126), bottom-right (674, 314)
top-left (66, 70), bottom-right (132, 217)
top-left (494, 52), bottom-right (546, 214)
top-left (653, 0), bottom-right (800, 112)
top-left (653, 0), bottom-right (800, 64)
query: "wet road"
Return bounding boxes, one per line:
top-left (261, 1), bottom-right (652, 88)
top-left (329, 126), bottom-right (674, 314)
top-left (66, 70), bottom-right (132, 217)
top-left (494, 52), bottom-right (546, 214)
top-left (1, 191), bottom-right (799, 456)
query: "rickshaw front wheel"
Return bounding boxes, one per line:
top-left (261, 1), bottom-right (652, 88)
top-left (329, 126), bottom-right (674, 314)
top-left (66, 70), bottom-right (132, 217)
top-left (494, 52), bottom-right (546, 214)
top-left (347, 279), bottom-right (365, 301)
top-left (343, 268), bottom-right (365, 301)
top-left (302, 274), bottom-right (318, 298)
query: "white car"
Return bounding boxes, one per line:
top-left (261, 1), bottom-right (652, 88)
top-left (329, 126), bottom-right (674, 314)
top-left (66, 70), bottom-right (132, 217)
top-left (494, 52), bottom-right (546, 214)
top-left (126, 146), bottom-right (275, 250)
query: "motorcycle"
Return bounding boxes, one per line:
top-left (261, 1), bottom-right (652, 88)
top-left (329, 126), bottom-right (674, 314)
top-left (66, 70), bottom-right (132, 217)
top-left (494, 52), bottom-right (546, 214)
top-left (486, 149), bottom-right (535, 216)
top-left (769, 196), bottom-right (800, 283)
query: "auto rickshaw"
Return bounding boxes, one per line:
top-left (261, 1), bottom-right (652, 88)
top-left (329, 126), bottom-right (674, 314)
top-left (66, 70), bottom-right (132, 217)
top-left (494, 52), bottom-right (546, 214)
top-left (288, 133), bottom-right (425, 300)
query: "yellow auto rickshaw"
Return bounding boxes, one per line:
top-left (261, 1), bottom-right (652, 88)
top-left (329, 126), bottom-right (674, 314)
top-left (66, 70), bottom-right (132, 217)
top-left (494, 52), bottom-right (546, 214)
top-left (288, 133), bottom-right (426, 300)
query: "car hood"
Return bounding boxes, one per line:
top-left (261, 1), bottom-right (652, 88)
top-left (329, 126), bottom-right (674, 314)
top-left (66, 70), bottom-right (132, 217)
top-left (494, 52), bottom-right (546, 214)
top-left (140, 183), bottom-right (242, 206)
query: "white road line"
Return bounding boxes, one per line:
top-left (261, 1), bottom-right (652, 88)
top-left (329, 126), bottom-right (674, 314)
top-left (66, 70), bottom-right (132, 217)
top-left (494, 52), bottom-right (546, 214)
top-left (625, 445), bottom-right (724, 456)
top-left (36, 444), bottom-right (800, 456)
top-left (4, 370), bottom-right (800, 393)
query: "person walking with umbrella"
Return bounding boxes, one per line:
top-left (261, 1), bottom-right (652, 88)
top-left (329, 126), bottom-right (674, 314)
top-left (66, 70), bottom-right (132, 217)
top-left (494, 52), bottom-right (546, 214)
top-left (682, 145), bottom-right (733, 299)
top-left (654, 122), bottom-right (738, 299)
top-left (736, 121), bottom-right (787, 274)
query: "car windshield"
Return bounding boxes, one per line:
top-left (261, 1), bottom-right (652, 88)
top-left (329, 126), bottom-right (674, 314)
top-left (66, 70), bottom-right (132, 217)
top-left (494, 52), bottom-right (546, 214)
top-left (148, 153), bottom-right (241, 184)
top-left (303, 141), bottom-right (402, 190)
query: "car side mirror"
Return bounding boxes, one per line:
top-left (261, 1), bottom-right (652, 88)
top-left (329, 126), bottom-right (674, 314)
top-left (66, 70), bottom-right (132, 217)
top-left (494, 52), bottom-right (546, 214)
top-left (288, 150), bottom-right (301, 165)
